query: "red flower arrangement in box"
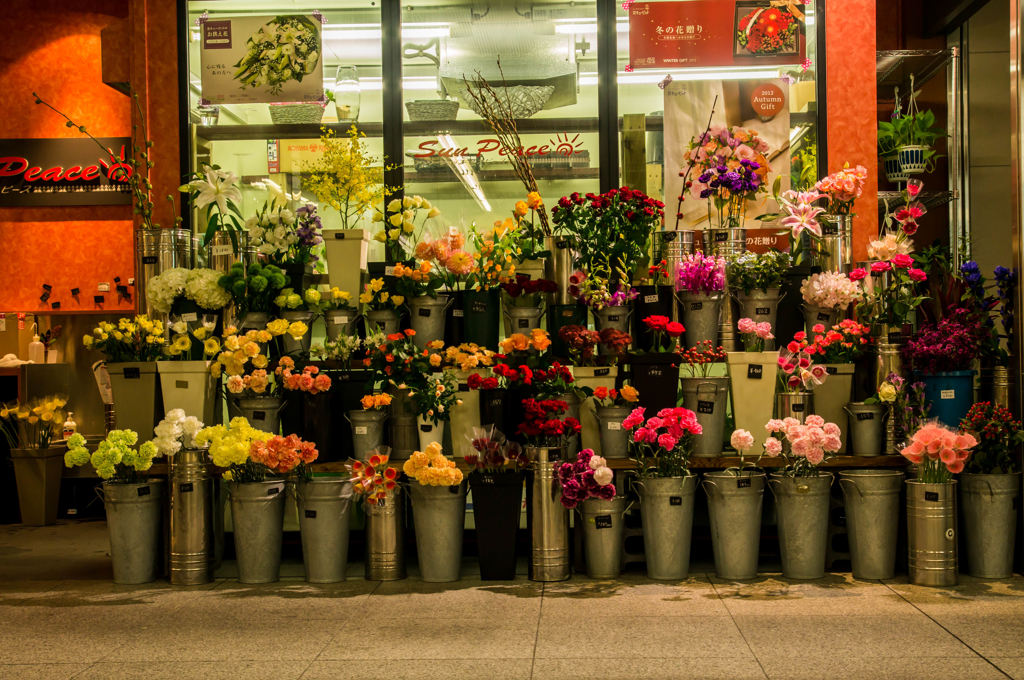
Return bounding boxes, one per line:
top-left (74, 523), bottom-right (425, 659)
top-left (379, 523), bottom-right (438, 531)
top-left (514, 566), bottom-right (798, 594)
top-left (737, 4), bottom-right (800, 55)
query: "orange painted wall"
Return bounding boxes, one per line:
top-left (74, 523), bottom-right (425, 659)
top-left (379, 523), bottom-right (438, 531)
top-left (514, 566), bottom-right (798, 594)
top-left (0, 0), bottom-right (136, 314)
top-left (827, 0), bottom-right (879, 262)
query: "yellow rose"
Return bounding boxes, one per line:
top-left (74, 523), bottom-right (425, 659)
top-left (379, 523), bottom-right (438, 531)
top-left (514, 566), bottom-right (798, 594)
top-left (388, 213), bottom-right (403, 227)
top-left (391, 295), bottom-right (404, 306)
top-left (878, 382), bottom-right (897, 403)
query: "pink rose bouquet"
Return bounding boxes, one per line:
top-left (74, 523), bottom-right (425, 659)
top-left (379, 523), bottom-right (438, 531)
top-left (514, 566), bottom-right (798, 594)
top-left (901, 421), bottom-right (976, 483)
top-left (556, 449), bottom-right (615, 509)
top-left (625, 406), bottom-right (702, 478)
top-left (777, 335), bottom-right (829, 393)
top-left (813, 163), bottom-right (868, 215)
top-left (737, 317), bottom-right (774, 352)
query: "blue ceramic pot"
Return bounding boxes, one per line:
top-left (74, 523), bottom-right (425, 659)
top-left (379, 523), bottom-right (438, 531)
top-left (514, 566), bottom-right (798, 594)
top-left (919, 370), bottom-right (975, 427)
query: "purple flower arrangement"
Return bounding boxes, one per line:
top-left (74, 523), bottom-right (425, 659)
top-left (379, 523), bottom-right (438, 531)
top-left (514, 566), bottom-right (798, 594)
top-left (556, 449), bottom-right (615, 509)
top-left (607, 286), bottom-right (638, 307)
top-left (295, 204), bottom-right (324, 248)
top-left (901, 308), bottom-right (983, 374)
top-left (697, 159), bottom-right (763, 201)
top-left (675, 252), bottom-right (726, 294)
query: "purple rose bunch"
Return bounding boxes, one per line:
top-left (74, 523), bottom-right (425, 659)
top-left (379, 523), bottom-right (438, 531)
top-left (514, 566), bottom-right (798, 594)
top-left (902, 308), bottom-right (984, 374)
top-left (697, 159), bottom-right (762, 201)
top-left (675, 252), bottom-right (726, 293)
top-left (556, 449), bottom-right (615, 509)
top-left (295, 204), bottom-right (324, 248)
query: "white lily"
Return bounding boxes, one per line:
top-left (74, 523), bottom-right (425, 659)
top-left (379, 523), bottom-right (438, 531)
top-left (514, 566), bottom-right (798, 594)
top-left (190, 167), bottom-right (241, 215)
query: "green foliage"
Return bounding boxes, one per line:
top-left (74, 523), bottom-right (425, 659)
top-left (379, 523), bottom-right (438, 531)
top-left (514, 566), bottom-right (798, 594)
top-left (727, 251), bottom-right (792, 294)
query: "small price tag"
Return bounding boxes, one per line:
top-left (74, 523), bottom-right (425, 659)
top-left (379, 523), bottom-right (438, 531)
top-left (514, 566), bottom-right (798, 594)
top-left (179, 482), bottom-right (194, 493)
top-left (332, 314), bottom-right (349, 324)
top-left (825, 366), bottom-right (838, 375)
top-left (354, 426), bottom-right (368, 435)
top-left (123, 367), bottom-right (141, 379)
top-left (305, 509), bottom-right (317, 518)
top-left (420, 424), bottom-right (433, 433)
top-left (822, 223), bottom-right (839, 236)
top-left (607, 315), bottom-right (620, 323)
top-left (662, 231), bottom-right (678, 243)
top-left (267, 486), bottom-right (280, 496)
top-left (593, 368), bottom-right (610, 377)
top-left (562, 309), bottom-right (574, 317)
top-left (175, 380), bottom-right (189, 389)
top-left (333, 232), bottom-right (347, 240)
top-left (607, 421), bottom-right (622, 431)
top-left (181, 313), bottom-right (198, 322)
top-left (925, 491), bottom-right (940, 502)
top-left (141, 255), bottom-right (158, 265)
top-left (252, 410), bottom-right (266, 421)
top-left (518, 318), bottom-right (530, 328)
top-left (211, 244), bottom-right (233, 256)
top-left (555, 239), bottom-right (570, 249)
top-left (644, 294), bottom-right (659, 304)
top-left (137, 486), bottom-right (151, 497)
top-left (98, 282), bottom-right (111, 293)
top-left (458, 383), bottom-right (470, 392)
top-left (856, 412), bottom-right (874, 421)
top-left (690, 302), bottom-right (703, 311)
top-left (747, 365), bottom-right (763, 379)
top-left (669, 496), bottom-right (683, 506)
top-left (649, 368), bottom-right (663, 377)
top-left (791, 403), bottom-right (805, 413)
top-left (384, 266), bottom-right (396, 276)
top-left (737, 477), bottom-right (751, 488)
top-left (453, 309), bottom-right (464, 318)
top-left (755, 307), bottom-right (771, 316)
top-left (471, 301), bottom-right (487, 313)
top-left (594, 514), bottom-right (613, 529)
top-left (817, 312), bottom-right (831, 322)
top-left (697, 400), bottom-right (715, 414)
top-left (714, 231), bottom-right (728, 242)
top-left (940, 389), bottom-right (956, 400)
top-left (418, 308), bottom-right (431, 317)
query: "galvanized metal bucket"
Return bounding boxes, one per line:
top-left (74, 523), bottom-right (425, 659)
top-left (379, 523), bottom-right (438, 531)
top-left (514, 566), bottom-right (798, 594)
top-left (228, 480), bottom-right (286, 584)
top-left (637, 475), bottom-right (696, 580)
top-left (680, 377), bottom-right (729, 457)
top-left (593, 305), bottom-right (631, 334)
top-left (169, 449), bottom-right (213, 586)
top-left (527, 446), bottom-right (570, 582)
top-left (735, 287), bottom-right (782, 350)
top-left (769, 473), bottom-right (833, 579)
top-left (324, 309), bottom-right (359, 342)
top-left (678, 291), bottom-right (723, 348)
top-left (654, 229), bottom-right (695, 283)
top-left (703, 471), bottom-right (765, 580)
top-left (103, 480), bottom-right (165, 585)
top-left (409, 482), bottom-right (467, 582)
top-left (346, 409), bottom-right (388, 461)
top-left (409, 294), bottom-right (450, 349)
top-left (580, 496), bottom-right (629, 579)
top-left (296, 478), bottom-right (354, 583)
top-left (839, 469), bottom-right (903, 580)
top-left (230, 395), bottom-right (284, 434)
top-left (802, 304), bottom-right (838, 336)
top-left (775, 391), bottom-right (813, 423)
top-left (389, 387), bottom-right (419, 460)
top-left (365, 489), bottom-right (406, 580)
top-left (906, 480), bottom-right (958, 587)
top-left (596, 405), bottom-right (631, 459)
top-left (707, 227), bottom-right (747, 256)
top-left (960, 473), bottom-right (1020, 579)
top-left (416, 416), bottom-right (445, 451)
top-left (815, 214), bottom-right (853, 272)
top-left (365, 309), bottom-right (401, 335)
top-left (280, 310), bottom-right (316, 355)
top-left (845, 402), bottom-right (885, 457)
top-left (505, 305), bottom-right (544, 335)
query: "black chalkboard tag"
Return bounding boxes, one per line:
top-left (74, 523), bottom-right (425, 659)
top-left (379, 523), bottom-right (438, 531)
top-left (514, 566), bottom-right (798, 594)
top-left (925, 491), bottom-right (939, 502)
top-left (857, 412), bottom-right (874, 421)
top-left (737, 478), bottom-right (751, 488)
top-left (418, 307), bottom-right (431, 317)
top-left (305, 509), bottom-right (317, 518)
top-left (137, 486), bottom-right (151, 497)
top-left (697, 400), bottom-right (715, 414)
top-left (791, 403), bottom-right (805, 413)
top-left (594, 514), bottom-right (613, 529)
top-left (267, 486), bottom-right (280, 496)
top-left (123, 367), bottom-right (141, 379)
top-left (747, 365), bottom-right (762, 379)
top-left (179, 482), bottom-right (194, 493)
top-left (669, 496), bottom-right (683, 506)
top-left (755, 307), bottom-right (770, 316)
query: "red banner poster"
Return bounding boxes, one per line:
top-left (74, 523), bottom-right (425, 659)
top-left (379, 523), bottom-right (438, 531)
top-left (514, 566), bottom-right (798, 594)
top-left (628, 0), bottom-right (806, 70)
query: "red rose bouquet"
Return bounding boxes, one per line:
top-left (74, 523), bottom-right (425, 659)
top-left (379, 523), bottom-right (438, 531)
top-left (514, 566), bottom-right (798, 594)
top-left (517, 398), bottom-right (581, 447)
top-left (643, 315), bottom-right (685, 353)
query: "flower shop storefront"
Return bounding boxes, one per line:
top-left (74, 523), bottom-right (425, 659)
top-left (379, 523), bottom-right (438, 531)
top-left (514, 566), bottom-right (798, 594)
top-left (5, 0), bottom-right (1022, 590)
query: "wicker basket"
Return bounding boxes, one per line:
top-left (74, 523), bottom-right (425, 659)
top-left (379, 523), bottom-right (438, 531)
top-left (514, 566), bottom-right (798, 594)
top-left (406, 99), bottom-right (460, 121)
top-left (268, 102), bottom-right (326, 125)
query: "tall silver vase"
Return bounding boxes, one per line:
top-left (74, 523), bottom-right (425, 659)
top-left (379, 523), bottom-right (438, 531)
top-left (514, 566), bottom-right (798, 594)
top-left (638, 475), bottom-right (696, 580)
top-left (228, 479), bottom-right (286, 584)
top-left (906, 480), bottom-right (958, 587)
top-left (365, 489), bottom-right (406, 580)
top-left (169, 450), bottom-right (213, 586)
top-left (527, 446), bottom-right (570, 582)
top-left (296, 478), bottom-right (354, 583)
top-left (770, 473), bottom-right (834, 580)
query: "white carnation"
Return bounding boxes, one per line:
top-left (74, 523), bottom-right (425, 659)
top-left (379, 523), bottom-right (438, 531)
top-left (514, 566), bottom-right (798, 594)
top-left (800, 271), bottom-right (863, 309)
top-left (146, 268), bottom-right (189, 314)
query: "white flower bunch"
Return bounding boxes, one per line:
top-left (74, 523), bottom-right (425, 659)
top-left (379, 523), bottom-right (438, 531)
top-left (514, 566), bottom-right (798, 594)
top-left (146, 268), bottom-right (189, 314)
top-left (800, 271), bottom-right (864, 309)
top-left (185, 268), bottom-right (231, 311)
top-left (312, 335), bottom-right (362, 362)
top-left (153, 409), bottom-right (205, 457)
top-left (247, 206), bottom-right (298, 257)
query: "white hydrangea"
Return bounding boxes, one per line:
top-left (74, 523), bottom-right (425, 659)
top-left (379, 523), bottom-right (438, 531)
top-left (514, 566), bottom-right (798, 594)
top-left (146, 268), bottom-right (189, 314)
top-left (185, 268), bottom-right (231, 311)
top-left (800, 271), bottom-right (864, 309)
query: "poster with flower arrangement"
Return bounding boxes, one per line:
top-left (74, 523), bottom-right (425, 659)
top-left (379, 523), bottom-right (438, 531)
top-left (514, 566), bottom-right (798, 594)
top-left (734, 1), bottom-right (804, 58)
top-left (199, 15), bottom-right (323, 105)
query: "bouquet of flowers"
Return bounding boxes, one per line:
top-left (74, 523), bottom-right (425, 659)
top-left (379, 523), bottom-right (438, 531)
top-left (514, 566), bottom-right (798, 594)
top-left (82, 315), bottom-right (166, 362)
top-left (751, 414), bottom-right (843, 476)
top-left (961, 402), bottom-right (1024, 474)
top-left (373, 194), bottom-right (443, 262)
top-left (727, 250), bottom-right (792, 295)
top-left (250, 433), bottom-right (319, 478)
top-left (408, 371), bottom-right (461, 425)
top-left (362, 329), bottom-right (431, 385)
top-left (151, 409), bottom-right (205, 458)
top-left (901, 421), bottom-right (977, 482)
top-left (466, 372), bottom-right (501, 391)
top-left (878, 178), bottom-right (925, 246)
top-left (778, 334), bottom-right (829, 392)
top-left (806, 320), bottom-right (874, 363)
top-left (64, 430), bottom-right (159, 482)
top-left (312, 335), bottom-right (362, 363)
top-left (0, 396), bottom-right (68, 450)
top-left (814, 163), bottom-right (869, 215)
top-left (275, 356), bottom-right (332, 395)
top-left (246, 181), bottom-right (323, 267)
top-left (852, 251), bottom-right (928, 329)
top-left (194, 417), bottom-right (275, 482)
top-left (442, 343), bottom-right (496, 372)
top-left (800, 271), bottom-right (863, 309)
top-left (557, 449), bottom-right (615, 509)
top-left (232, 15), bottom-right (320, 94)
top-left (680, 341), bottom-right (728, 378)
top-left (359, 277), bottom-right (405, 311)
top-left (517, 398), bottom-right (581, 447)
top-left (403, 441), bottom-right (464, 486)
top-left (567, 262), bottom-right (637, 312)
top-left (502, 275), bottom-right (559, 308)
top-left (348, 449), bottom-right (399, 504)
top-left (641, 315), bottom-right (686, 353)
top-left (558, 325), bottom-right (601, 366)
top-left (901, 308), bottom-right (984, 374)
top-left (360, 392), bottom-right (393, 411)
top-left (464, 426), bottom-right (529, 473)
top-left (273, 286), bottom-right (321, 313)
top-left (737, 4), bottom-right (801, 55)
top-left (210, 322), bottom-right (297, 395)
top-left (218, 262), bottom-right (290, 317)
top-left (464, 220), bottom-right (520, 291)
top-left (147, 267), bottom-right (232, 315)
top-left (737, 318), bottom-right (774, 352)
top-left (684, 126), bottom-right (771, 222)
top-left (697, 159), bottom-right (766, 229)
top-left (413, 230), bottom-right (475, 292)
top-left (390, 260), bottom-right (445, 301)
top-left (304, 125), bottom-right (390, 236)
top-left (180, 165), bottom-right (244, 248)
top-left (778, 189), bottom-right (826, 240)
top-left (600, 329), bottom-right (633, 364)
top-left (499, 329), bottom-right (552, 357)
top-left (675, 252), bottom-right (726, 294)
top-left (592, 385), bottom-right (640, 409)
top-left (624, 406), bottom-right (702, 477)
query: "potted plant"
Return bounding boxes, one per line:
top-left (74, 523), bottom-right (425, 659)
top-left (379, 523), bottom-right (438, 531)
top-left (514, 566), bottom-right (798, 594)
top-left (727, 250), bottom-right (792, 346)
top-left (180, 164), bottom-right (245, 258)
top-left (462, 221), bottom-right (521, 348)
top-left (572, 262), bottom-right (638, 334)
top-left (82, 315), bottom-right (167, 438)
top-left (245, 183), bottom-right (324, 290)
top-left (727, 318), bottom-right (778, 451)
top-left (464, 426), bottom-right (530, 580)
top-left (877, 116), bottom-right (907, 183)
top-left (631, 260), bottom-right (676, 352)
top-left (895, 108), bottom-right (945, 175)
top-left (64, 430), bottom-right (164, 584)
top-left (901, 307), bottom-right (983, 427)
top-left (776, 337), bottom-right (829, 421)
top-left (348, 392), bottom-right (391, 461)
top-left (407, 228), bottom-right (473, 347)
top-left (318, 286), bottom-right (359, 342)
top-left (2, 396), bottom-right (68, 526)
top-left (679, 341), bottom-right (729, 457)
top-left (628, 315), bottom-right (685, 415)
top-left (591, 384), bottom-right (640, 459)
top-left (359, 277), bottom-right (405, 335)
top-left (810, 163), bottom-right (869, 268)
top-left (409, 371), bottom-right (461, 450)
top-left (626, 406), bottom-right (702, 579)
top-left (802, 320), bottom-right (874, 453)
top-left (799, 271), bottom-right (863, 336)
top-left (349, 450), bottom-right (405, 580)
top-left (761, 415), bottom-right (843, 579)
top-left (675, 252), bottom-right (727, 348)
top-left (403, 441), bottom-right (466, 583)
top-left (959, 402), bottom-right (1024, 578)
top-left (900, 421), bottom-right (977, 586)
top-left (555, 449), bottom-right (619, 578)
top-left (392, 258), bottom-right (450, 349)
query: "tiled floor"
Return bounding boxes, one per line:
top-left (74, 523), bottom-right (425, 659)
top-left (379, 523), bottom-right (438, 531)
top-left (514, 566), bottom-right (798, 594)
top-left (3, 521), bottom-right (1024, 679)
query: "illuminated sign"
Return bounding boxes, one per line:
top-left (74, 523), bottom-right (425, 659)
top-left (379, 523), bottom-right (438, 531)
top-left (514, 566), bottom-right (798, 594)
top-left (0, 137), bottom-right (132, 206)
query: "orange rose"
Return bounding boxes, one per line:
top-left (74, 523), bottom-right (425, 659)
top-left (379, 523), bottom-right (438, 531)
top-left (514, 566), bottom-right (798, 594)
top-left (526, 192), bottom-right (543, 209)
top-left (512, 334), bottom-right (529, 351)
top-left (514, 200), bottom-right (528, 217)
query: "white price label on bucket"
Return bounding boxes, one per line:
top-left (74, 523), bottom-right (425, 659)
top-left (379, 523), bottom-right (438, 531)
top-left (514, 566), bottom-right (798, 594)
top-left (211, 244), bottom-right (233, 256)
top-left (940, 389), bottom-right (956, 400)
top-left (332, 314), bottom-right (349, 324)
top-left (354, 426), bottom-right (368, 435)
top-left (384, 266), bottom-right (396, 276)
top-left (181, 313), bottom-right (198, 322)
top-left (607, 422), bottom-right (622, 431)
top-left (644, 294), bottom-right (659, 304)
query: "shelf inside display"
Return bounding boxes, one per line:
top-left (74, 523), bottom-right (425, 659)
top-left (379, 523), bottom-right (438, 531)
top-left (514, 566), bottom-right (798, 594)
top-left (876, 48), bottom-right (956, 100)
top-left (877, 190), bottom-right (955, 212)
